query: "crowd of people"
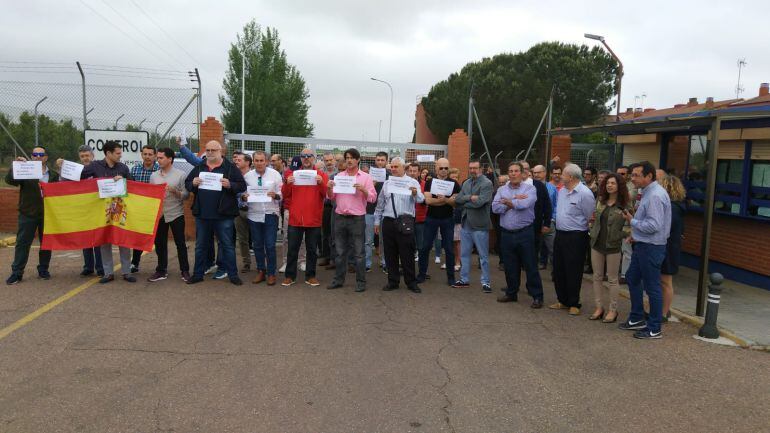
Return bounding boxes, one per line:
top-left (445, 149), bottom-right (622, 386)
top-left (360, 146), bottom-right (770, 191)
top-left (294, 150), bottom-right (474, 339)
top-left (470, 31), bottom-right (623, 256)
top-left (5, 139), bottom-right (686, 340)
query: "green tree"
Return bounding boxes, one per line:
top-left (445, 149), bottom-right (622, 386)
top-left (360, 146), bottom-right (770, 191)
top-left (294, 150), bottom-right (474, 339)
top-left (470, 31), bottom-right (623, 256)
top-left (219, 20), bottom-right (313, 137)
top-left (421, 42), bottom-right (618, 161)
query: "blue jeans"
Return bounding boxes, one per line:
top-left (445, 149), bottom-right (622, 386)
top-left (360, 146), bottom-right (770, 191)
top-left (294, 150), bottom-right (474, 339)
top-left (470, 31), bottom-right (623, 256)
top-left (193, 218), bottom-right (237, 279)
top-left (627, 242), bottom-right (667, 333)
top-left (460, 225), bottom-right (490, 285)
top-left (249, 214), bottom-right (279, 276)
top-left (500, 227), bottom-right (543, 299)
top-left (83, 247), bottom-right (103, 274)
top-left (418, 216), bottom-right (455, 282)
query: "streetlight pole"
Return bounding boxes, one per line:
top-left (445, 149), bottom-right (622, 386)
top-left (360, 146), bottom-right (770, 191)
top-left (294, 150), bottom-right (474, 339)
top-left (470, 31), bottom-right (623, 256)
top-left (370, 77), bottom-right (393, 142)
top-left (34, 96), bottom-right (48, 148)
top-left (114, 114), bottom-right (124, 130)
top-left (585, 33), bottom-right (623, 122)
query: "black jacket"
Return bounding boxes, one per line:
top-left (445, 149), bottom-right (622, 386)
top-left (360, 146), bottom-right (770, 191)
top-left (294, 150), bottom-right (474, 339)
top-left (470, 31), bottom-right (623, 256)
top-left (81, 159), bottom-right (131, 180)
top-left (533, 179), bottom-right (552, 232)
top-left (185, 158), bottom-right (246, 218)
top-left (6, 166), bottom-right (59, 218)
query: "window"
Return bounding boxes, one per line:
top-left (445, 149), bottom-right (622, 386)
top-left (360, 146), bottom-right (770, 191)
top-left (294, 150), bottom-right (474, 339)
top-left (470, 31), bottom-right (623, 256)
top-left (684, 135), bottom-right (709, 209)
top-left (749, 142), bottom-right (770, 218)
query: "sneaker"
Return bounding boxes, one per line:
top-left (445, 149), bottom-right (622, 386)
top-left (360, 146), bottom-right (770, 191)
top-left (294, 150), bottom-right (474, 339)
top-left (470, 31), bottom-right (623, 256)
top-left (181, 271), bottom-right (191, 282)
top-left (366, 267), bottom-right (371, 273)
top-left (282, 277), bottom-right (296, 286)
top-left (230, 277), bottom-right (243, 286)
top-left (305, 277), bottom-right (320, 286)
top-left (633, 329), bottom-right (662, 339)
top-left (434, 257), bottom-right (441, 264)
top-left (440, 263), bottom-right (447, 270)
top-left (122, 275), bottom-right (137, 283)
top-left (213, 269), bottom-right (228, 280)
top-left (38, 270), bottom-right (51, 280)
top-left (482, 284), bottom-right (492, 293)
top-left (414, 255), bottom-right (419, 262)
top-left (130, 264), bottom-right (139, 274)
top-left (619, 319), bottom-right (647, 331)
top-left (279, 263), bottom-right (287, 273)
top-left (6, 274), bottom-right (22, 285)
top-left (451, 280), bottom-right (470, 288)
top-left (99, 275), bottom-right (115, 284)
top-left (454, 264), bottom-right (461, 271)
top-left (187, 275), bottom-right (204, 284)
top-left (147, 272), bottom-right (168, 282)
top-left (204, 265), bottom-right (217, 275)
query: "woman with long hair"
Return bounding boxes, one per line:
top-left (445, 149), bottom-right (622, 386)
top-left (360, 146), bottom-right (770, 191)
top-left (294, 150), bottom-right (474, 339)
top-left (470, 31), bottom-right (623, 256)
top-left (588, 173), bottom-right (631, 323)
top-left (658, 170), bottom-right (687, 321)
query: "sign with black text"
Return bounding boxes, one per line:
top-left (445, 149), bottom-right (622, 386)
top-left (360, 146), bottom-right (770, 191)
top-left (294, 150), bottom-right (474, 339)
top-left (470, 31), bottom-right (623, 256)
top-left (84, 130), bottom-right (151, 169)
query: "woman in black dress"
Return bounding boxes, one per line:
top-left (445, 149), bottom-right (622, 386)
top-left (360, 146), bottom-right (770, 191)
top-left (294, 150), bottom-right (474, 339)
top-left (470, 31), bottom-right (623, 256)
top-left (658, 171), bottom-right (686, 321)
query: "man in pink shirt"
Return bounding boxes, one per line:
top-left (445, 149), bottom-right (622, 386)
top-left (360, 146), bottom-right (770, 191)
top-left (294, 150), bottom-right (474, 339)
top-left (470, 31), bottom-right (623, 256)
top-left (326, 148), bottom-right (377, 292)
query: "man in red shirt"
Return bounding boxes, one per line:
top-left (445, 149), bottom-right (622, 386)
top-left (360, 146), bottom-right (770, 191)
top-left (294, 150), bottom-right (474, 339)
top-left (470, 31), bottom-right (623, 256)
top-left (280, 148), bottom-right (328, 286)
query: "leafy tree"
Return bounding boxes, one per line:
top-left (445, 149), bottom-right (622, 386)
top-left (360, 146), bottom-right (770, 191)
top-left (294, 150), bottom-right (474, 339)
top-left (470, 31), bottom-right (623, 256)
top-left (421, 42), bottom-right (618, 162)
top-left (219, 20), bottom-right (313, 137)
top-left (0, 111), bottom-right (82, 165)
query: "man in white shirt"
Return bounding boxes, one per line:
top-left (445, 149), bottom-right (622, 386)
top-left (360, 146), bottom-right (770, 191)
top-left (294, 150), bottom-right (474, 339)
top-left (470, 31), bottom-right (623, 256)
top-left (242, 151), bottom-right (283, 285)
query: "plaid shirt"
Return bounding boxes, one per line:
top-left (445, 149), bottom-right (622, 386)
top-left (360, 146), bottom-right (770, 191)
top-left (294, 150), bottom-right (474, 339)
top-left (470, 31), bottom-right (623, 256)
top-left (130, 162), bottom-right (159, 183)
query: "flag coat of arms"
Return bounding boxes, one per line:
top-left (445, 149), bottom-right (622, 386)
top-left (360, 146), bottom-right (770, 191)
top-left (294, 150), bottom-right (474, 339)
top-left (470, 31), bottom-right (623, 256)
top-left (41, 179), bottom-right (166, 251)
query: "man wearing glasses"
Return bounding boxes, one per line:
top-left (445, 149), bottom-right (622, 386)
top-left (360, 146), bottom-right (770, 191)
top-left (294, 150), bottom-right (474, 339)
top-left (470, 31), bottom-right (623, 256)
top-left (185, 140), bottom-right (247, 285)
top-left (5, 146), bottom-right (58, 285)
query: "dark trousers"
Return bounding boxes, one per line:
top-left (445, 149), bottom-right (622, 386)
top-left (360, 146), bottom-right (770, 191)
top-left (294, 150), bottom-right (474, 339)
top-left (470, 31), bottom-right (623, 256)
top-left (321, 202), bottom-right (333, 259)
top-left (83, 247), bottom-right (103, 275)
top-left (553, 230), bottom-right (589, 308)
top-left (501, 226), bottom-right (543, 300)
top-left (382, 217), bottom-right (417, 288)
top-left (11, 214), bottom-right (50, 276)
top-left (418, 216), bottom-right (455, 283)
top-left (332, 214), bottom-right (366, 289)
top-left (154, 215), bottom-right (189, 273)
top-left (131, 249), bottom-right (143, 269)
top-left (286, 226), bottom-right (320, 280)
top-left (193, 218), bottom-right (237, 279)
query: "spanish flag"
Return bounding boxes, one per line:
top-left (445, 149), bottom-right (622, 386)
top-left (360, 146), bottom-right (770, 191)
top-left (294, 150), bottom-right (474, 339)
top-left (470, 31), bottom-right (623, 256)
top-left (41, 179), bottom-right (165, 251)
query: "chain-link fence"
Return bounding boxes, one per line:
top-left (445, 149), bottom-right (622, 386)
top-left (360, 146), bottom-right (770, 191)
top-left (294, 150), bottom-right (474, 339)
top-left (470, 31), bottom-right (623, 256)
top-left (569, 143), bottom-right (616, 172)
top-left (0, 62), bottom-right (200, 164)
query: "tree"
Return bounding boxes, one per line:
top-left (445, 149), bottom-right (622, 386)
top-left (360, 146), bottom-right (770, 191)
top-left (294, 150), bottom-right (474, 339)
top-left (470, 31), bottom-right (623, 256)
top-left (219, 20), bottom-right (313, 137)
top-left (421, 42), bottom-right (618, 162)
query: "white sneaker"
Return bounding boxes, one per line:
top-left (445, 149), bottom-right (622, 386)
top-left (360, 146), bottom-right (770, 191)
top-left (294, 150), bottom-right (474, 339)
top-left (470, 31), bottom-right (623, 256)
top-left (204, 265), bottom-right (217, 275)
top-left (279, 263), bottom-right (286, 273)
top-left (299, 262), bottom-right (306, 272)
top-left (440, 263), bottom-right (446, 270)
top-left (435, 257), bottom-right (441, 264)
top-left (454, 264), bottom-right (461, 271)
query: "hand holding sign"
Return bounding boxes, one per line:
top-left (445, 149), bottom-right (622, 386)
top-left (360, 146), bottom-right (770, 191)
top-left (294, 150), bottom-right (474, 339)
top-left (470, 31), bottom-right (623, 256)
top-left (12, 160), bottom-right (43, 180)
top-left (60, 160), bottom-right (84, 181)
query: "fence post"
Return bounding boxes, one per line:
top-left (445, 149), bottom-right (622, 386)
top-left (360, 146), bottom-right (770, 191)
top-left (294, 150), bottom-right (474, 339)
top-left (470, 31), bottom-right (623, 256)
top-left (76, 61), bottom-right (87, 130)
top-left (698, 273), bottom-right (724, 339)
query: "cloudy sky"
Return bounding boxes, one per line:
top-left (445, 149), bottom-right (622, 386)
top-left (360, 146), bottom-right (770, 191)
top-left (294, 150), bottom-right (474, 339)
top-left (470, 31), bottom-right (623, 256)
top-left (2, 0), bottom-right (769, 143)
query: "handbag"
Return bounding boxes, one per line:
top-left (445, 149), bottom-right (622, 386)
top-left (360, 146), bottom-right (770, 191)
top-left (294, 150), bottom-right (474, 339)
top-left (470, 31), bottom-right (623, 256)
top-left (390, 193), bottom-right (415, 235)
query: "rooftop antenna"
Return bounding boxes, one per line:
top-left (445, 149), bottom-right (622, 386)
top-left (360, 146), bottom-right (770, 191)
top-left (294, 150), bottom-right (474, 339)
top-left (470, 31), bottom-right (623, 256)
top-left (640, 92), bottom-right (647, 111)
top-left (736, 58), bottom-right (747, 99)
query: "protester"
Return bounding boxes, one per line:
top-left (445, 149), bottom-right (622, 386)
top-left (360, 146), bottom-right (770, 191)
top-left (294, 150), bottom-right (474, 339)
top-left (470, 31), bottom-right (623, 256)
top-left (148, 147), bottom-right (190, 282)
top-left (619, 161), bottom-right (671, 339)
top-left (550, 163), bottom-right (595, 315)
top-left (5, 146), bottom-right (58, 285)
top-left (81, 140), bottom-right (134, 284)
top-left (588, 173), bottom-right (630, 323)
top-left (185, 140), bottom-right (246, 285)
top-left (366, 152), bottom-right (389, 272)
top-left (520, 161), bottom-right (552, 268)
top-left (417, 158), bottom-right (460, 285)
top-left (280, 148), bottom-right (328, 286)
top-left (657, 170), bottom-right (686, 322)
top-left (583, 167), bottom-right (598, 196)
top-left (242, 151), bottom-right (283, 286)
top-left (319, 152), bottom-right (338, 266)
top-left (493, 162), bottom-right (544, 307)
top-left (374, 157), bottom-right (424, 292)
top-left (448, 168), bottom-right (462, 272)
top-left (127, 145), bottom-right (159, 274)
top-left (452, 160), bottom-right (493, 292)
top-left (533, 164), bottom-right (557, 270)
top-left (232, 151), bottom-right (254, 273)
top-left (326, 148), bottom-right (377, 292)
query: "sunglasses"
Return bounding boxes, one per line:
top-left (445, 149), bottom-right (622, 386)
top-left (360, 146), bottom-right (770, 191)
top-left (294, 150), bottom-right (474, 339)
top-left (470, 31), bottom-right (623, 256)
top-left (32, 152), bottom-right (46, 157)
top-left (438, 167), bottom-right (449, 170)
top-left (300, 154), bottom-right (315, 159)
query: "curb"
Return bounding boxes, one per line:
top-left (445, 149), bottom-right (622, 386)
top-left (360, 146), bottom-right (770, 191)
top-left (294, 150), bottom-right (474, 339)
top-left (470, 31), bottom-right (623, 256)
top-left (0, 236), bottom-right (15, 248)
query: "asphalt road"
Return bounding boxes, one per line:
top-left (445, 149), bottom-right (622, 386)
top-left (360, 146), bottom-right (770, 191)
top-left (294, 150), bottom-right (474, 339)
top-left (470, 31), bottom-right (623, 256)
top-left (1, 244), bottom-right (768, 433)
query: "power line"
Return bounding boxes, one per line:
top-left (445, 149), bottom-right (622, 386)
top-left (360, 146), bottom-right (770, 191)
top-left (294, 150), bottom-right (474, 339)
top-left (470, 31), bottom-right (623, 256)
top-left (81, 63), bottom-right (187, 74)
top-left (97, 0), bottom-right (189, 68)
top-left (128, 0), bottom-right (202, 66)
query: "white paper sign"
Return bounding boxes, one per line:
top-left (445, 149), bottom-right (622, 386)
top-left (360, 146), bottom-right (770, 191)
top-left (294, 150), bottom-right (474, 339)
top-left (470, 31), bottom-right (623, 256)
top-left (416, 154), bottom-right (435, 163)
top-left (294, 170), bottom-right (317, 186)
top-left (370, 167), bottom-right (387, 183)
top-left (97, 178), bottom-right (126, 198)
top-left (247, 185), bottom-right (272, 202)
top-left (387, 176), bottom-right (414, 195)
top-left (60, 160), bottom-right (84, 181)
top-left (332, 175), bottom-right (356, 194)
top-left (12, 161), bottom-right (43, 180)
top-left (199, 172), bottom-right (223, 191)
top-left (430, 178), bottom-right (455, 196)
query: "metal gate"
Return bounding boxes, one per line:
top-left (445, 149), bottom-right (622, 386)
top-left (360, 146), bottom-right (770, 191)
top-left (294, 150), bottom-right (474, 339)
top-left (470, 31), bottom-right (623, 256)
top-left (569, 142), bottom-right (617, 171)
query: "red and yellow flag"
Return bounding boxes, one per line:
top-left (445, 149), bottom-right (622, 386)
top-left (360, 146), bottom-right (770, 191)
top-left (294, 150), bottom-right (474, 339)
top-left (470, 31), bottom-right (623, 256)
top-left (41, 179), bottom-right (166, 251)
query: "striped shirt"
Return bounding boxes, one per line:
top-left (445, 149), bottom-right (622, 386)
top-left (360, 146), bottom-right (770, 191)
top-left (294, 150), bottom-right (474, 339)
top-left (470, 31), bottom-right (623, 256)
top-left (130, 162), bottom-right (159, 183)
top-left (373, 176), bottom-right (424, 223)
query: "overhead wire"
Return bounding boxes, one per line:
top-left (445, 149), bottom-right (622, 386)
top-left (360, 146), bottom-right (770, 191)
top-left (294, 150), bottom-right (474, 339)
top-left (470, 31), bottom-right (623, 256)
top-left (127, 0), bottom-right (202, 66)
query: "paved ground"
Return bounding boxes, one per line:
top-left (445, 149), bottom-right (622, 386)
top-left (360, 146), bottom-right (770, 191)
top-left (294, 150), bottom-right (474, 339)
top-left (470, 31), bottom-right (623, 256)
top-left (1, 244), bottom-right (769, 433)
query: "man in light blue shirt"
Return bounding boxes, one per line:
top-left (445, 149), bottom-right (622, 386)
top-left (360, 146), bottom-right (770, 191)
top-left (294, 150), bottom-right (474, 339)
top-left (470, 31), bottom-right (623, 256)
top-left (619, 161), bottom-right (672, 340)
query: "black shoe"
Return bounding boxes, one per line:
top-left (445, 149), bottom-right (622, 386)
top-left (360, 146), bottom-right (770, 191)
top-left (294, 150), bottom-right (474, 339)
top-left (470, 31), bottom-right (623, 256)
top-left (187, 275), bottom-right (204, 284)
top-left (97, 270), bottom-right (105, 277)
top-left (230, 277), bottom-right (243, 286)
top-left (497, 294), bottom-right (518, 303)
top-left (531, 299), bottom-right (544, 309)
top-left (130, 264), bottom-right (139, 274)
top-left (382, 284), bottom-right (399, 291)
top-left (633, 329), bottom-right (662, 339)
top-left (6, 274), bottom-right (22, 285)
top-left (99, 275), bottom-right (115, 284)
top-left (482, 284), bottom-right (492, 293)
top-left (327, 282), bottom-right (343, 290)
top-left (619, 319), bottom-right (647, 331)
top-left (38, 270), bottom-right (51, 280)
top-left (122, 275), bottom-right (136, 283)
top-left (408, 285), bottom-right (422, 293)
top-left (80, 269), bottom-right (94, 277)
top-left (416, 275), bottom-right (426, 283)
top-left (451, 280), bottom-right (470, 288)
top-left (355, 286), bottom-right (366, 293)
top-left (619, 277), bottom-right (627, 285)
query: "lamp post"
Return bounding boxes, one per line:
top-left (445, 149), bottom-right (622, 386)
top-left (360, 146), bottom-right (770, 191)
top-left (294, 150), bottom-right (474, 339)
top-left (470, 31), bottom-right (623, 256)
top-left (585, 33), bottom-right (623, 122)
top-left (34, 96), bottom-right (48, 148)
top-left (114, 114), bottom-right (125, 130)
top-left (370, 77), bottom-right (393, 142)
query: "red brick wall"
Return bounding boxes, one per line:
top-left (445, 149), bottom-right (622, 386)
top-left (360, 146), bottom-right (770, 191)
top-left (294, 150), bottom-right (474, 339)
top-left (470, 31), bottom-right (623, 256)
top-left (447, 129), bottom-right (470, 181)
top-left (415, 103), bottom-right (440, 144)
top-left (0, 188), bottom-right (19, 233)
top-left (682, 213), bottom-right (770, 277)
top-left (551, 135), bottom-right (571, 163)
top-left (199, 117), bottom-right (224, 154)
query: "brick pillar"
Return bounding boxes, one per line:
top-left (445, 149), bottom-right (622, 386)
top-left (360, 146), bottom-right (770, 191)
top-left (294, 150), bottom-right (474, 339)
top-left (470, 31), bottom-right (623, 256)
top-left (199, 116), bottom-right (224, 155)
top-left (551, 135), bottom-right (572, 164)
top-left (415, 103), bottom-right (440, 144)
top-left (447, 129), bottom-right (470, 181)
